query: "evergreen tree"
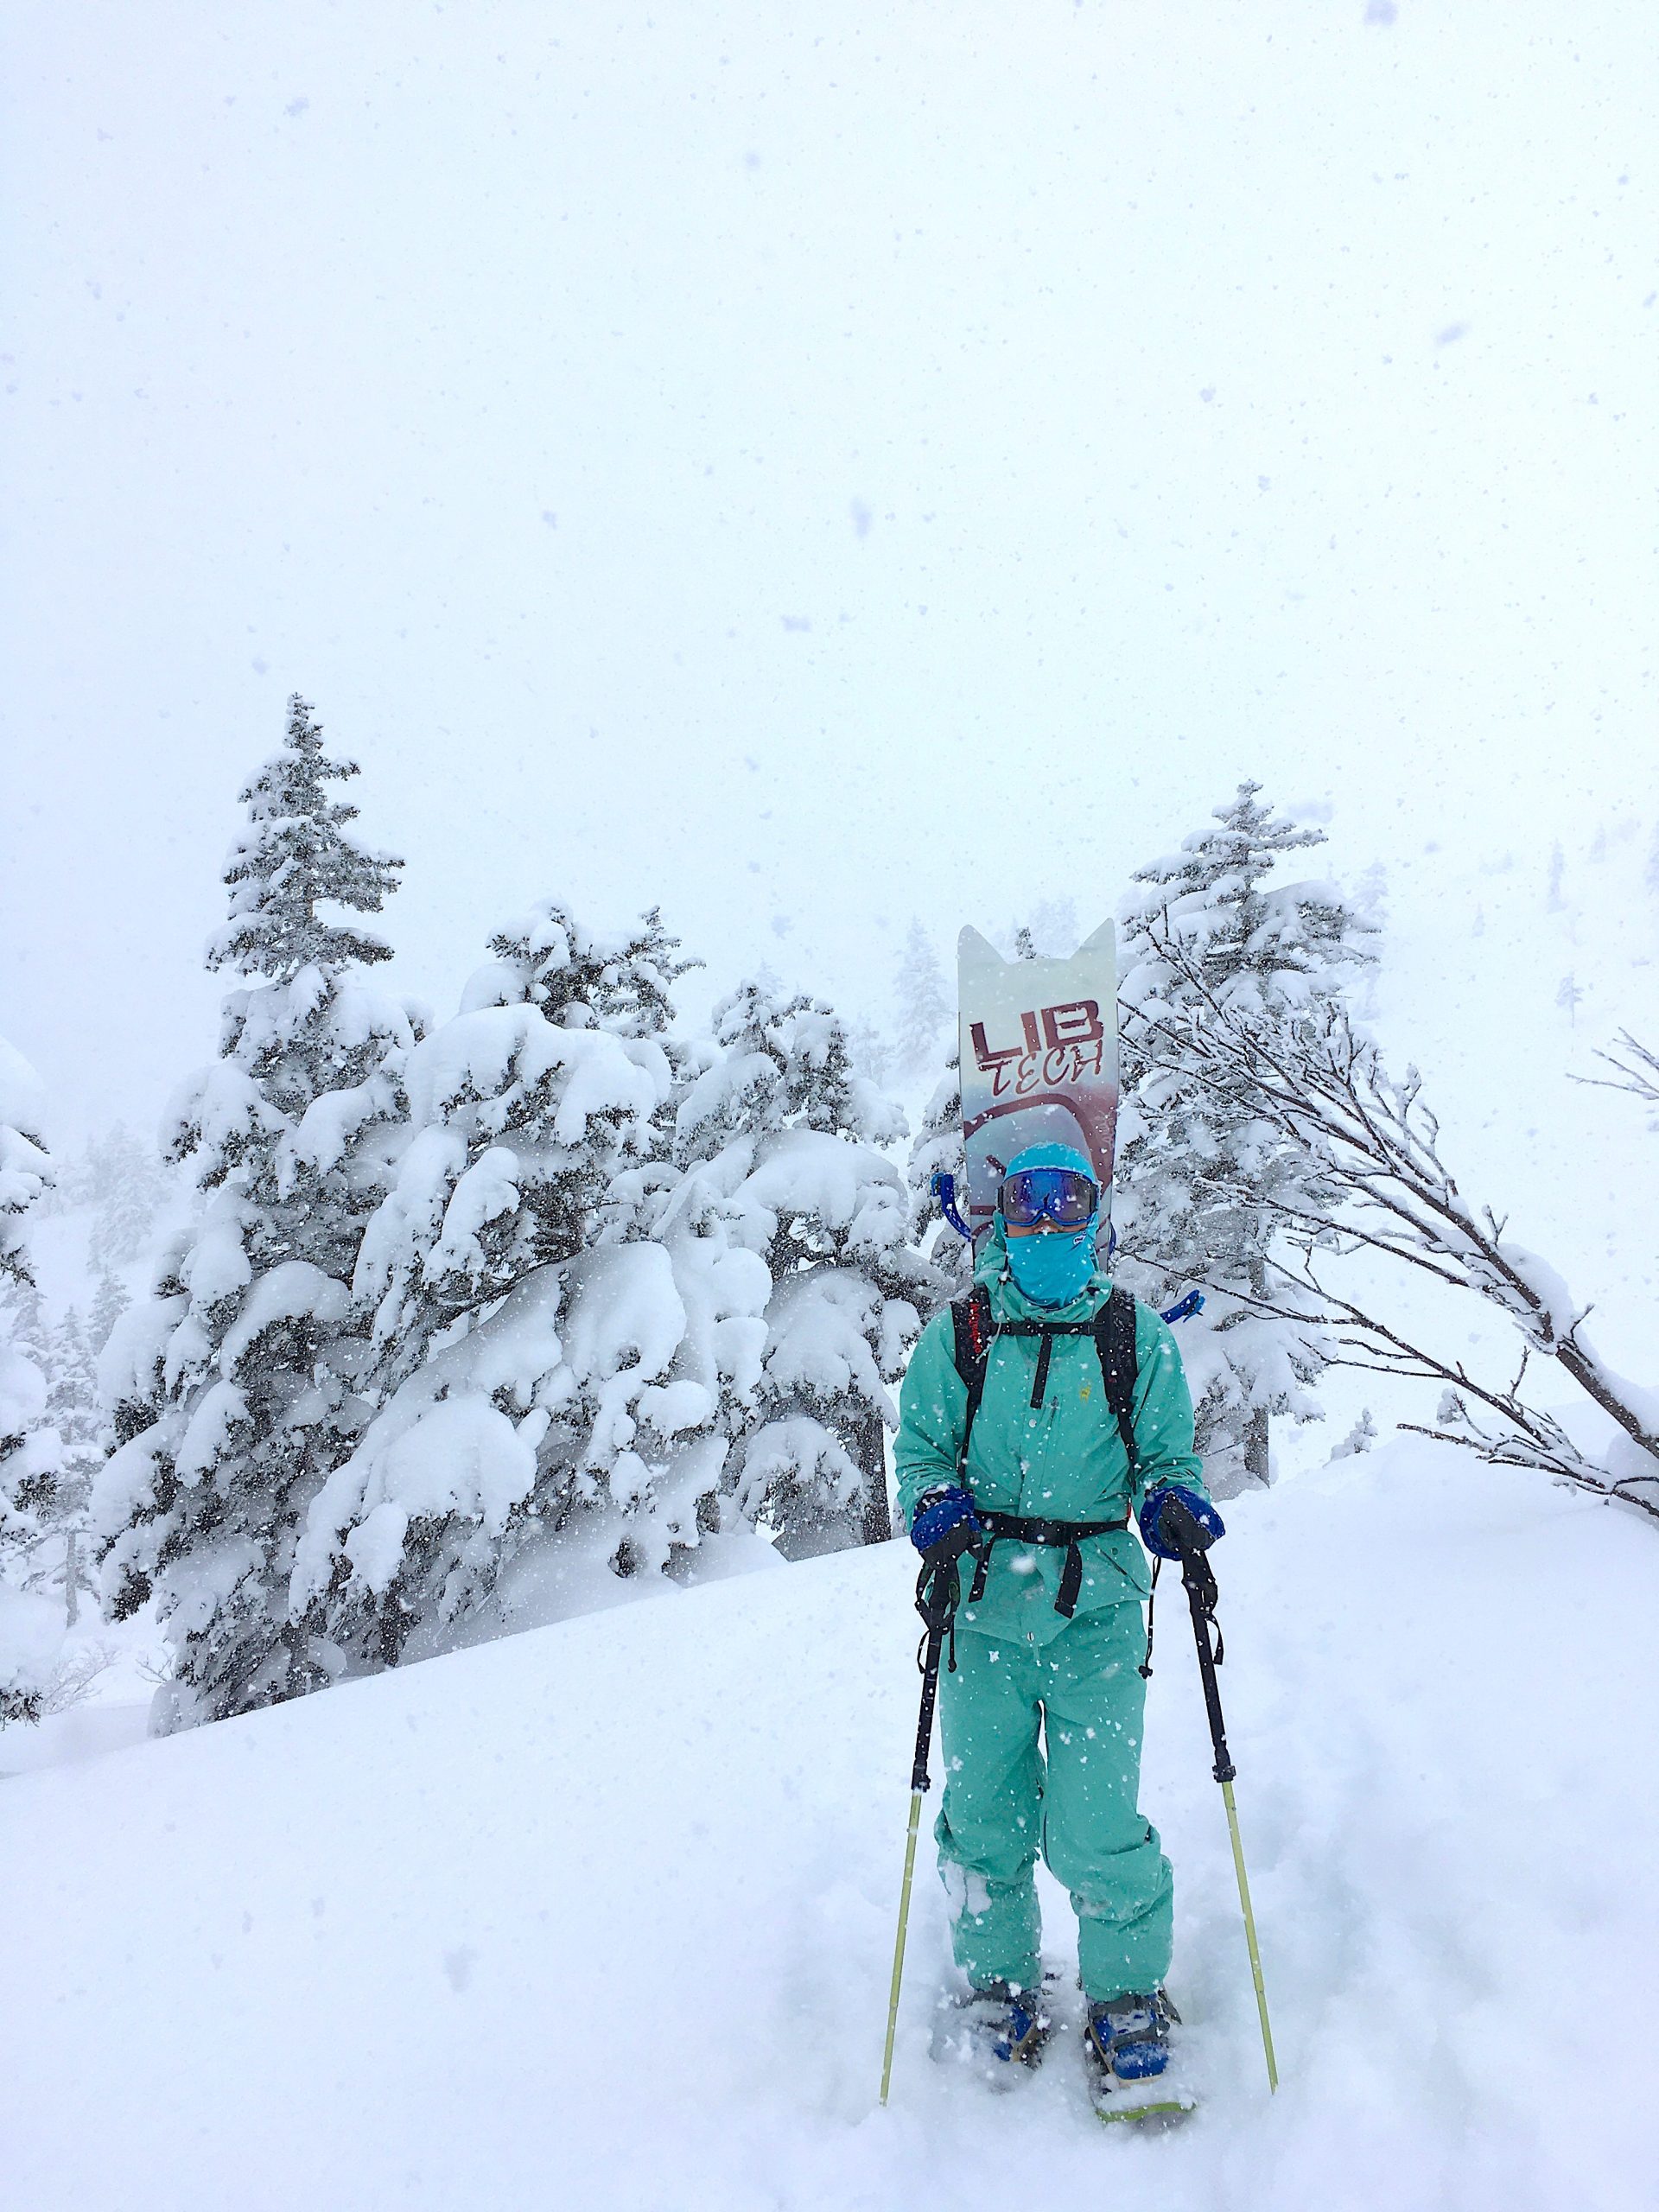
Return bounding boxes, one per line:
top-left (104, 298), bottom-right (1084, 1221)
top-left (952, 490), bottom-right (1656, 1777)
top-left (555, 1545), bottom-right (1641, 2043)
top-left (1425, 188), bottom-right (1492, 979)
top-left (844, 1015), bottom-right (893, 1090)
top-left (1, 1033), bottom-right (61, 1724)
top-left (892, 919), bottom-right (951, 1080)
top-left (92, 695), bottom-right (410, 1729)
top-left (1115, 783), bottom-right (1373, 1494)
top-left (906, 1053), bottom-right (972, 1313)
top-left (85, 1122), bottom-right (168, 1271)
top-left (1005, 897), bottom-right (1079, 961)
top-left (0, 1036), bottom-right (52, 1299)
top-left (32, 1308), bottom-right (104, 1625)
top-left (1331, 1408), bottom-right (1378, 1459)
top-left (291, 896), bottom-right (702, 1669)
top-left (465, 897), bottom-right (696, 1039)
top-left (88, 1268), bottom-right (129, 1356)
top-left (676, 980), bottom-right (925, 1558)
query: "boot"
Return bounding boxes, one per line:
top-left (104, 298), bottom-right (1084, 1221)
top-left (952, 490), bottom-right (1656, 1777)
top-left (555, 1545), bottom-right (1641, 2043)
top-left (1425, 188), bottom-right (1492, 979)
top-left (1083, 1988), bottom-right (1176, 2086)
top-left (934, 1977), bottom-right (1053, 2075)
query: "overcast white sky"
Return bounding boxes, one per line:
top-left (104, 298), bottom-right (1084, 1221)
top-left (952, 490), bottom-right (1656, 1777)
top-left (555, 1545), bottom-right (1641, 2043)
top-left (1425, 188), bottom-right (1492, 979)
top-left (3, 1), bottom-right (1654, 1142)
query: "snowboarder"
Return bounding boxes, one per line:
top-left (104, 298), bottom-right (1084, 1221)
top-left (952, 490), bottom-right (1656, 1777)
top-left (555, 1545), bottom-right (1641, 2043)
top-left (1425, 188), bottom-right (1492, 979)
top-left (894, 1141), bottom-right (1222, 2097)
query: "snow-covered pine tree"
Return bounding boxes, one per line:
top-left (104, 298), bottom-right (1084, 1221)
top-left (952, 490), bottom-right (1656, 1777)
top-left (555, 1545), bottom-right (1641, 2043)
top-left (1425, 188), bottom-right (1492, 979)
top-left (291, 895), bottom-right (721, 1669)
top-left (844, 1015), bottom-right (893, 1091)
top-left (1005, 897), bottom-right (1080, 962)
top-left (1115, 783), bottom-right (1373, 1495)
top-left (0, 1038), bottom-right (52, 1300)
top-left (85, 1123), bottom-right (167, 1271)
top-left (1331, 1408), bottom-right (1378, 1459)
top-left (906, 1053), bottom-right (972, 1312)
top-left (892, 920), bottom-right (950, 1080)
top-left (468, 898), bottom-right (696, 1042)
top-left (32, 1308), bottom-right (104, 1626)
top-left (92, 694), bottom-right (411, 1730)
top-left (673, 979), bottom-right (927, 1557)
top-left (88, 1268), bottom-right (129, 1356)
top-left (1, 1033), bottom-right (62, 1724)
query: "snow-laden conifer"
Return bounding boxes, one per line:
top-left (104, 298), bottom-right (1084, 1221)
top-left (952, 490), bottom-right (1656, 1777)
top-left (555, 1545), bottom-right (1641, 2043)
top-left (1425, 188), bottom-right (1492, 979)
top-left (0, 1033), bottom-right (62, 1723)
top-left (92, 695), bottom-right (411, 1729)
top-left (844, 1015), bottom-right (893, 1091)
top-left (49, 1123), bottom-right (170, 1265)
top-left (674, 979), bottom-right (925, 1556)
top-left (88, 1268), bottom-right (129, 1356)
top-left (1115, 783), bottom-right (1373, 1494)
top-left (1004, 898), bottom-right (1079, 961)
top-left (892, 920), bottom-right (950, 1080)
top-left (291, 896), bottom-right (722, 1667)
top-left (906, 1054), bottom-right (972, 1313)
top-left (1331, 1408), bottom-right (1378, 1460)
top-left (0, 1035), bottom-right (52, 1298)
top-left (30, 1308), bottom-right (104, 1626)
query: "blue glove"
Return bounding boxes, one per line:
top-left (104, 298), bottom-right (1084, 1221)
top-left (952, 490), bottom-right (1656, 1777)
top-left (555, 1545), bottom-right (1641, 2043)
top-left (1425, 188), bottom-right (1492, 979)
top-left (1139, 1484), bottom-right (1225, 1561)
top-left (910, 1484), bottom-right (984, 1566)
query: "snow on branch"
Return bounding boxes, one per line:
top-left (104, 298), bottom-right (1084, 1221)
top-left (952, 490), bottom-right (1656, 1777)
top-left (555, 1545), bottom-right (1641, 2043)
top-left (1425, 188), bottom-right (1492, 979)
top-left (1572, 1031), bottom-right (1659, 1125)
top-left (1126, 911), bottom-right (1659, 1523)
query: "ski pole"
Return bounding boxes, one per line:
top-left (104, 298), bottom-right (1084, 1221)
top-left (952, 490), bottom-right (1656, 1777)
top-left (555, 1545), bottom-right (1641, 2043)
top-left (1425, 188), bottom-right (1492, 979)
top-left (1163, 1497), bottom-right (1279, 2094)
top-left (879, 1545), bottom-right (964, 2107)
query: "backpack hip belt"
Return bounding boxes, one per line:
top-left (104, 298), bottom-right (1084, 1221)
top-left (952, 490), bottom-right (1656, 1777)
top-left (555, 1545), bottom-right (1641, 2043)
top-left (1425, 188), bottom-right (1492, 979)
top-left (967, 1510), bottom-right (1130, 1619)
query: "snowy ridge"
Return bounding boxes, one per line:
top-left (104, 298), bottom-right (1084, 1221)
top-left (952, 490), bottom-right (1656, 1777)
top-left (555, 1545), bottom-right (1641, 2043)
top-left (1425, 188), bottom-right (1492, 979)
top-left (3, 1437), bottom-right (1654, 2211)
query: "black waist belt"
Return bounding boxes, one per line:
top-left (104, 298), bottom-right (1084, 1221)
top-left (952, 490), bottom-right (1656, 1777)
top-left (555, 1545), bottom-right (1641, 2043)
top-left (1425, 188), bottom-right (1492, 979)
top-left (968, 1511), bottom-right (1130, 1619)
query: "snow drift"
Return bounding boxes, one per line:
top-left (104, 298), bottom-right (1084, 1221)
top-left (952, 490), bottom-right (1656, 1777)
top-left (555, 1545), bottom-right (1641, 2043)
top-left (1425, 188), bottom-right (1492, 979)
top-left (3, 1439), bottom-right (1656, 2212)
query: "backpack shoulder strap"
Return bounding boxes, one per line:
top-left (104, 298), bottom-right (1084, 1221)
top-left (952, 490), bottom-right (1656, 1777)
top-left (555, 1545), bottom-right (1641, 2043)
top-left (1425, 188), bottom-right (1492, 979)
top-left (1093, 1287), bottom-right (1141, 1478)
top-left (949, 1286), bottom-right (995, 1477)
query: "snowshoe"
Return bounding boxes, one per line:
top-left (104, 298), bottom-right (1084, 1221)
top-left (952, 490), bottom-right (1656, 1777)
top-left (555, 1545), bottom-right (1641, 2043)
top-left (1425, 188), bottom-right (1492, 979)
top-left (931, 1975), bottom-right (1054, 2082)
top-left (1082, 1990), bottom-right (1197, 2128)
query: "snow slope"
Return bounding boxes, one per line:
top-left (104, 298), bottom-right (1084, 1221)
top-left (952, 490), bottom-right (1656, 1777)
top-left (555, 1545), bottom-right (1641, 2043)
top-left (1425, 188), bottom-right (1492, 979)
top-left (3, 1440), bottom-right (1656, 2212)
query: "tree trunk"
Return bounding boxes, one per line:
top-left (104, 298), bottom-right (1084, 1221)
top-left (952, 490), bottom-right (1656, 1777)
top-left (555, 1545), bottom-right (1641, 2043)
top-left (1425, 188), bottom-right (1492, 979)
top-left (1244, 1407), bottom-right (1271, 1487)
top-left (1243, 1252), bottom-right (1273, 1487)
top-left (859, 1409), bottom-right (893, 1546)
top-left (64, 1529), bottom-right (79, 1628)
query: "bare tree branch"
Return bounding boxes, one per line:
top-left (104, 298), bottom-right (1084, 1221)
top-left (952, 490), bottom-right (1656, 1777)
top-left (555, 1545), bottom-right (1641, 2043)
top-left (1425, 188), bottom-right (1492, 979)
top-left (1121, 916), bottom-right (1659, 1517)
top-left (1572, 1030), bottom-right (1659, 1117)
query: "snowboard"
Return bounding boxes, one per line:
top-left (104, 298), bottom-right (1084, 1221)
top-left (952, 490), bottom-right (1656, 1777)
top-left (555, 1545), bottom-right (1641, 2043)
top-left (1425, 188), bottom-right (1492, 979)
top-left (957, 923), bottom-right (1120, 1245)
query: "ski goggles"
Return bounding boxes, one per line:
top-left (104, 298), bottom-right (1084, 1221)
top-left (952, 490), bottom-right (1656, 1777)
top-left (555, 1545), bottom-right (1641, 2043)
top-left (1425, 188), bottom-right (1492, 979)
top-left (998, 1166), bottom-right (1101, 1231)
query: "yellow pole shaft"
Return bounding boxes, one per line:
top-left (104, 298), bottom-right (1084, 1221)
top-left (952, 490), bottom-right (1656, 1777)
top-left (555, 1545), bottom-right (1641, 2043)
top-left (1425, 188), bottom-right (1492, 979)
top-left (1221, 1777), bottom-right (1279, 2093)
top-left (879, 1789), bottom-right (925, 2106)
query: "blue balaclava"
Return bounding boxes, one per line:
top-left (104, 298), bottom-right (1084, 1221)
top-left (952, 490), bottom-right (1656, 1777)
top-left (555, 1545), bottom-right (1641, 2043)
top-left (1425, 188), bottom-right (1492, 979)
top-left (999, 1141), bottom-right (1105, 1307)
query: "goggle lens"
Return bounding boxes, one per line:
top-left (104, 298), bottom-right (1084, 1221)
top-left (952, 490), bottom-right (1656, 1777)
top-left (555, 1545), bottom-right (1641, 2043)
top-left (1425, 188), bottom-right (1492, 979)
top-left (1000, 1166), bottom-right (1099, 1230)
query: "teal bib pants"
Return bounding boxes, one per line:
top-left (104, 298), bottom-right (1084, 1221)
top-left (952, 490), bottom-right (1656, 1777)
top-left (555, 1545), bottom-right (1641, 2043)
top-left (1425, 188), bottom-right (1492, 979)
top-left (936, 1599), bottom-right (1173, 2005)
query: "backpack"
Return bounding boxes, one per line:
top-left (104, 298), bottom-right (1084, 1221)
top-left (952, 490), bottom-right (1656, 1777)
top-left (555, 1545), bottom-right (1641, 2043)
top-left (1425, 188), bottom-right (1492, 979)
top-left (944, 1284), bottom-right (1145, 1621)
top-left (948, 1281), bottom-right (1141, 1478)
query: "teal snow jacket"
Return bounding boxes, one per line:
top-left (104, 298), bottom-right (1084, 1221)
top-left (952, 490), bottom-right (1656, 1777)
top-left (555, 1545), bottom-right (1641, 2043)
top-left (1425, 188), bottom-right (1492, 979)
top-left (894, 1219), bottom-right (1208, 1647)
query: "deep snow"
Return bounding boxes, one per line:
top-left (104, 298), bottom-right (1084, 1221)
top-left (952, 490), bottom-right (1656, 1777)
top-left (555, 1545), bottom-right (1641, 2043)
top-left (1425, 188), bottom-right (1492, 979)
top-left (3, 1438), bottom-right (1655, 2211)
